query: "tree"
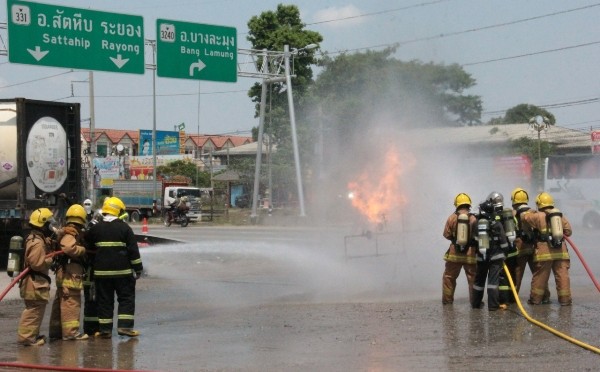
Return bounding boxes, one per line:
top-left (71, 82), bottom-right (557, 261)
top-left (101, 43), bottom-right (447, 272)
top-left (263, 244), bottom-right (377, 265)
top-left (502, 137), bottom-right (555, 189)
top-left (502, 104), bottom-right (556, 125)
top-left (156, 160), bottom-right (211, 187)
top-left (246, 4), bottom-right (323, 206)
top-left (311, 49), bottom-right (482, 130)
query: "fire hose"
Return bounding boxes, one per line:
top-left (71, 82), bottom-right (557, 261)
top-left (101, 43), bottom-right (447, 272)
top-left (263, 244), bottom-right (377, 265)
top-left (504, 261), bottom-right (600, 354)
top-left (0, 250), bottom-right (64, 303)
top-left (565, 236), bottom-right (600, 293)
top-left (0, 250), bottom-right (157, 372)
top-left (0, 362), bottom-right (156, 372)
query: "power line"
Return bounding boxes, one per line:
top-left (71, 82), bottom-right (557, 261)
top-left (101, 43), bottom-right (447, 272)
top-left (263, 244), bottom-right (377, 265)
top-left (322, 3), bottom-right (600, 55)
top-left (308, 0), bottom-right (450, 26)
top-left (463, 40), bottom-right (600, 66)
top-left (0, 69), bottom-right (74, 89)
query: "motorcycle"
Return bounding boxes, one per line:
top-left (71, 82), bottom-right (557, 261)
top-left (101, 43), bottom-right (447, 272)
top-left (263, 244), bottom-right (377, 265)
top-left (163, 207), bottom-right (189, 227)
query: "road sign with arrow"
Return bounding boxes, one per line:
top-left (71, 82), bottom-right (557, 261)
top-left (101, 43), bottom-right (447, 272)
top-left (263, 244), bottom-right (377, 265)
top-left (7, 0), bottom-right (145, 74)
top-left (156, 19), bottom-right (237, 82)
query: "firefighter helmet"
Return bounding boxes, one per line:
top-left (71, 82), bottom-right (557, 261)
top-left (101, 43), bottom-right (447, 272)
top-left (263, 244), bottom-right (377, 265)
top-left (487, 191), bottom-right (504, 210)
top-left (453, 193), bottom-right (472, 208)
top-left (29, 208), bottom-right (54, 228)
top-left (535, 192), bottom-right (554, 209)
top-left (511, 188), bottom-right (529, 205)
top-left (66, 204), bottom-right (87, 225)
top-left (102, 197), bottom-right (126, 217)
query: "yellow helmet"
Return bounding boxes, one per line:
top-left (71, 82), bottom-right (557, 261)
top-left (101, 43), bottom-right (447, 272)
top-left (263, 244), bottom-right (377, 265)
top-left (102, 196), bottom-right (126, 217)
top-left (29, 208), bottom-right (54, 227)
top-left (454, 193), bottom-right (472, 208)
top-left (66, 204), bottom-right (87, 225)
top-left (535, 192), bottom-right (554, 209)
top-left (511, 188), bottom-right (529, 205)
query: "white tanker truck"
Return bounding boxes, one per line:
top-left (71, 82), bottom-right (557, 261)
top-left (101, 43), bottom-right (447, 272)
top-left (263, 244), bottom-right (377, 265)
top-left (0, 98), bottom-right (82, 269)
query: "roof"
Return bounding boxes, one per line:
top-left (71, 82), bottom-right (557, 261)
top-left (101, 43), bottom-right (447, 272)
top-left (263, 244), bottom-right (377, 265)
top-left (212, 170), bottom-right (240, 182)
top-left (403, 123), bottom-right (591, 150)
top-left (81, 128), bottom-right (139, 143)
top-left (213, 141), bottom-right (275, 156)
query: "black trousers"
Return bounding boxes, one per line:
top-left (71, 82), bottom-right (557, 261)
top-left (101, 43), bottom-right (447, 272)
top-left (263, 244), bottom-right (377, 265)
top-left (82, 281), bottom-right (99, 335)
top-left (95, 276), bottom-right (136, 332)
top-left (499, 253), bottom-right (517, 304)
top-left (472, 258), bottom-right (504, 310)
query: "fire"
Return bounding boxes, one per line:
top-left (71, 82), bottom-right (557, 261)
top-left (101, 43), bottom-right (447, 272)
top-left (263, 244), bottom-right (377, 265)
top-left (347, 146), bottom-right (415, 225)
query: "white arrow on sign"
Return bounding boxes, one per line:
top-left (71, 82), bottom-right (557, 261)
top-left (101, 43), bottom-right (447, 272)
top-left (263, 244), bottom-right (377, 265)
top-left (189, 59), bottom-right (206, 76)
top-left (110, 54), bottom-right (129, 69)
top-left (27, 46), bottom-right (49, 61)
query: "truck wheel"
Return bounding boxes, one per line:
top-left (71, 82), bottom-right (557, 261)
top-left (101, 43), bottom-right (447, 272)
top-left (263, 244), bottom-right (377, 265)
top-left (130, 211), bottom-right (140, 223)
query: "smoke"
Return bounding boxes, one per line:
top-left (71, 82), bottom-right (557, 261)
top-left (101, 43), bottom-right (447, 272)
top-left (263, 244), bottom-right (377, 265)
top-left (296, 62), bottom-right (532, 303)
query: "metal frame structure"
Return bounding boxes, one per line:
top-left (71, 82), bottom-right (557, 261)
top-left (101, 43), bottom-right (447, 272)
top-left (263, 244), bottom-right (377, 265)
top-left (0, 24), bottom-right (307, 218)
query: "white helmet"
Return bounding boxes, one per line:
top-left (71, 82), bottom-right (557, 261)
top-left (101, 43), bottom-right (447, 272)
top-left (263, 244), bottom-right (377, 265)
top-left (83, 199), bottom-right (93, 214)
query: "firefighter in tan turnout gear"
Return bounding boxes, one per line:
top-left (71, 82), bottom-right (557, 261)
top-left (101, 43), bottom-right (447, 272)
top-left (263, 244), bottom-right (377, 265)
top-left (49, 204), bottom-right (89, 341)
top-left (510, 187), bottom-right (550, 301)
top-left (442, 193), bottom-right (478, 305)
top-left (85, 196), bottom-right (143, 338)
top-left (522, 192), bottom-right (573, 306)
top-left (17, 208), bottom-right (56, 346)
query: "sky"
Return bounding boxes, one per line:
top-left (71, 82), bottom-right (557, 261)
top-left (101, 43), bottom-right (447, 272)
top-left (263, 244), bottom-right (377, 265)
top-left (0, 0), bottom-right (599, 136)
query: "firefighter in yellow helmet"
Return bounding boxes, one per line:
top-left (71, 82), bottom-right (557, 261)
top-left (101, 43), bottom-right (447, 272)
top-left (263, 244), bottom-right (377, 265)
top-left (442, 193), bottom-right (478, 305)
top-left (17, 208), bottom-right (56, 346)
top-left (85, 196), bottom-right (143, 338)
top-left (509, 188), bottom-right (549, 301)
top-left (48, 204), bottom-right (89, 341)
top-left (521, 192), bottom-right (573, 305)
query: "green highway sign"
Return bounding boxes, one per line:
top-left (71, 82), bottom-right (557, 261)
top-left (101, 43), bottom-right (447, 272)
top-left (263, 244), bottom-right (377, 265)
top-left (7, 0), bottom-right (144, 74)
top-left (156, 19), bottom-right (237, 82)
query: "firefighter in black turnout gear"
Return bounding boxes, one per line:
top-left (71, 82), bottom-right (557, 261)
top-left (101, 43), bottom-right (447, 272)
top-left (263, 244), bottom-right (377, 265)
top-left (85, 196), bottom-right (143, 338)
top-left (498, 200), bottom-right (518, 309)
top-left (471, 192), bottom-right (510, 311)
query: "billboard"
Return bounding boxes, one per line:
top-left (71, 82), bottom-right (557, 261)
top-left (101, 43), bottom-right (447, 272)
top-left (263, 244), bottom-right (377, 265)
top-left (139, 129), bottom-right (180, 155)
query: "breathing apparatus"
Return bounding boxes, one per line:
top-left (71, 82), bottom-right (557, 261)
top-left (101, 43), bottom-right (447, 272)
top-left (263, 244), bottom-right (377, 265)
top-left (6, 236), bottom-right (24, 277)
top-left (455, 213), bottom-right (470, 253)
top-left (477, 218), bottom-right (490, 260)
top-left (546, 208), bottom-right (564, 249)
top-left (502, 208), bottom-right (516, 246)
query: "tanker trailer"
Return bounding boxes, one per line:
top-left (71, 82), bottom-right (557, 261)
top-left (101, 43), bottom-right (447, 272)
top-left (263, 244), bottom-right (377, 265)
top-left (0, 98), bottom-right (81, 269)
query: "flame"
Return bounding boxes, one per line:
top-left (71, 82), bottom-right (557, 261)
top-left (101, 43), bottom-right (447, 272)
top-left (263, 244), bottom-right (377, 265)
top-left (347, 146), bottom-right (415, 224)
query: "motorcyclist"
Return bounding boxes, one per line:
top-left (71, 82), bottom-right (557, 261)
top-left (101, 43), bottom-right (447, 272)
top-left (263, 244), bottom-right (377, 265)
top-left (169, 196), bottom-right (189, 220)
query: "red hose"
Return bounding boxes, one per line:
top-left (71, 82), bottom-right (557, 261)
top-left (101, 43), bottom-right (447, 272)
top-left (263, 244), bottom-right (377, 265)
top-left (1, 250), bottom-right (157, 371)
top-left (0, 361), bottom-right (157, 371)
top-left (0, 250), bottom-right (64, 302)
top-left (565, 236), bottom-right (600, 293)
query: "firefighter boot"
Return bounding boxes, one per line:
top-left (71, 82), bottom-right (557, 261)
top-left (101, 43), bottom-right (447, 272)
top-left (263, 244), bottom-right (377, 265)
top-left (471, 289), bottom-right (485, 309)
top-left (117, 328), bottom-right (140, 337)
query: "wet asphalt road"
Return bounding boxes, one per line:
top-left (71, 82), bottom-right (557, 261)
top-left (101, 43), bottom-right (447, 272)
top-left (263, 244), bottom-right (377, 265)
top-left (1, 223), bottom-right (599, 371)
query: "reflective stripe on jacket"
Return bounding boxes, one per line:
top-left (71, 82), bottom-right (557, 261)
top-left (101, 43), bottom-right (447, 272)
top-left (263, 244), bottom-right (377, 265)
top-left (85, 218), bottom-right (143, 278)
